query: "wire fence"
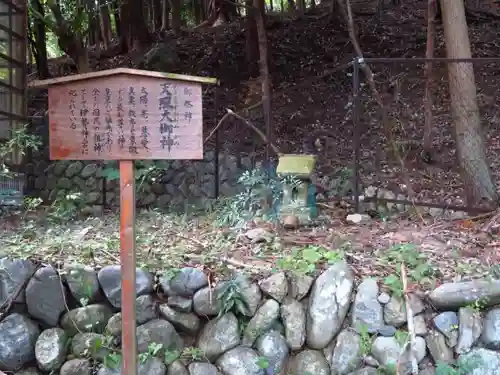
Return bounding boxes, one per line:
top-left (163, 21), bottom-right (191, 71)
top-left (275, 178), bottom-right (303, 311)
top-left (351, 57), bottom-right (500, 214)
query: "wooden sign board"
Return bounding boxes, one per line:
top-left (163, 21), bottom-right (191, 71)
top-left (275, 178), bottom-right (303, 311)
top-left (30, 69), bottom-right (218, 161)
top-left (29, 68), bottom-right (218, 375)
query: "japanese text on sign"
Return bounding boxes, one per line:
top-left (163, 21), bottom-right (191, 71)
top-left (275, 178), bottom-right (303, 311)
top-left (47, 75), bottom-right (203, 160)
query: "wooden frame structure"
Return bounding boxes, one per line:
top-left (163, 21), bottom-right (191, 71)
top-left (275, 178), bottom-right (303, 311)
top-left (0, 0), bottom-right (27, 146)
top-left (0, 0), bottom-right (27, 206)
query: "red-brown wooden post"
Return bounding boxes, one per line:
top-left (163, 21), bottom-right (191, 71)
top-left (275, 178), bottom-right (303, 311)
top-left (120, 159), bottom-right (137, 375)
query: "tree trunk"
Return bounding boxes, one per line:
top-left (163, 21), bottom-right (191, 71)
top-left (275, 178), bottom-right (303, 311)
top-left (88, 25), bottom-right (96, 46)
top-left (99, 0), bottom-right (113, 48)
top-left (194, 0), bottom-right (202, 24)
top-left (422, 0), bottom-right (437, 160)
top-left (253, 0), bottom-right (273, 163)
top-left (112, 0), bottom-right (122, 37)
top-left (129, 0), bottom-right (151, 50)
top-left (245, 0), bottom-right (258, 75)
top-left (143, 0), bottom-right (151, 28)
top-left (152, 0), bottom-right (163, 30)
top-left (75, 49), bottom-right (90, 72)
top-left (440, 0), bottom-right (498, 204)
top-left (246, 0), bottom-right (264, 75)
top-left (201, 0), bottom-right (207, 20)
top-left (196, 0), bottom-right (237, 27)
top-left (221, 0), bottom-right (238, 21)
top-left (162, 0), bottom-right (170, 29)
top-left (297, 0), bottom-right (305, 12)
top-left (86, 0), bottom-right (98, 46)
top-left (170, 0), bottom-right (182, 33)
top-left (46, 0), bottom-right (90, 72)
top-left (31, 0), bottom-right (49, 78)
top-left (95, 27), bottom-right (101, 56)
top-left (119, 0), bottom-right (131, 52)
top-left (288, 0), bottom-right (296, 11)
top-left (118, 0), bottom-right (150, 52)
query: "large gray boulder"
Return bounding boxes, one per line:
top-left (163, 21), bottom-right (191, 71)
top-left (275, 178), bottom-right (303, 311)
top-left (26, 266), bottom-right (67, 326)
top-left (429, 280), bottom-right (500, 310)
top-left (0, 313), bottom-right (41, 371)
top-left (306, 261), bottom-right (354, 349)
top-left (97, 265), bottom-right (153, 308)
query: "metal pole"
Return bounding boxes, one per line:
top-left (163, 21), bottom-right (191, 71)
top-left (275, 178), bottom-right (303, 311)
top-left (352, 58), bottom-right (360, 213)
top-left (8, 0), bottom-right (13, 139)
top-left (362, 57), bottom-right (500, 63)
top-left (214, 83), bottom-right (219, 199)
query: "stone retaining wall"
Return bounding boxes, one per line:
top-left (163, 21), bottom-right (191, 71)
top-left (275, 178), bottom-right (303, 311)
top-left (1, 258), bottom-right (500, 375)
top-left (24, 150), bottom-right (255, 210)
top-left (24, 116), bottom-right (263, 210)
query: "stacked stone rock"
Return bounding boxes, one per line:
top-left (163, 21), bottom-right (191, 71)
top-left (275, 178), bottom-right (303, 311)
top-left (1, 258), bottom-right (500, 375)
top-left (361, 186), bottom-right (468, 219)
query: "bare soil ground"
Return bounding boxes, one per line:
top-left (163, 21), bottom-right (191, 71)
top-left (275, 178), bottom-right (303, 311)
top-left (1, 206), bottom-right (499, 290)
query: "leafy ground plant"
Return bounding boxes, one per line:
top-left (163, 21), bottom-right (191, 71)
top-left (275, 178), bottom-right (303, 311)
top-left (164, 346), bottom-right (205, 365)
top-left (215, 167), bottom-right (301, 228)
top-left (216, 274), bottom-right (250, 317)
top-left (46, 191), bottom-right (86, 222)
top-left (357, 324), bottom-right (373, 356)
top-left (464, 296), bottom-right (490, 312)
top-left (0, 190), bottom-right (491, 300)
top-left (377, 363), bottom-right (397, 375)
top-left (99, 160), bottom-right (168, 193)
top-left (380, 243), bottom-right (437, 297)
top-left (435, 353), bottom-right (483, 375)
top-left (274, 244), bottom-right (344, 276)
top-left (0, 124), bottom-right (42, 179)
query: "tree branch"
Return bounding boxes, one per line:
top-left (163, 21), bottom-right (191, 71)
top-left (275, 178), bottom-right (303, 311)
top-left (203, 108), bottom-right (280, 155)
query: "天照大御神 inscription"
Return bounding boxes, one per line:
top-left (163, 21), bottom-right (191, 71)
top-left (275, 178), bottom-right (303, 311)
top-left (47, 75), bottom-right (203, 160)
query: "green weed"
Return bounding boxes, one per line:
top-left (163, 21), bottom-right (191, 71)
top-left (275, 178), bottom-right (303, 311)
top-left (380, 243), bottom-right (437, 297)
top-left (274, 244), bottom-right (344, 276)
top-left (357, 324), bottom-right (372, 356)
top-left (216, 275), bottom-right (250, 317)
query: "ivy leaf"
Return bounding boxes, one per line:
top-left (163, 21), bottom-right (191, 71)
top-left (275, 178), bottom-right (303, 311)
top-left (324, 251), bottom-right (342, 263)
top-left (301, 246), bottom-right (323, 263)
top-left (384, 274), bottom-right (400, 285)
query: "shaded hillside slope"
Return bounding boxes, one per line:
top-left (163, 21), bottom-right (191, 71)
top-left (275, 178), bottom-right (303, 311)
top-left (28, 2), bottom-right (500, 205)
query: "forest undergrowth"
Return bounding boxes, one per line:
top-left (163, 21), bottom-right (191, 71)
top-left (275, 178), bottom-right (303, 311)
top-left (1, 166), bottom-right (499, 293)
top-left (16, 1), bottom-right (500, 286)
top-left (28, 1), bottom-right (500, 208)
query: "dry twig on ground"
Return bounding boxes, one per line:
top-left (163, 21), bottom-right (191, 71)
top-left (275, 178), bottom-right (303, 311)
top-left (397, 263), bottom-right (418, 375)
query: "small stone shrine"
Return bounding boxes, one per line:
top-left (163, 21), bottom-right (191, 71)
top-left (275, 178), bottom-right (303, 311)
top-left (276, 154), bottom-right (317, 224)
